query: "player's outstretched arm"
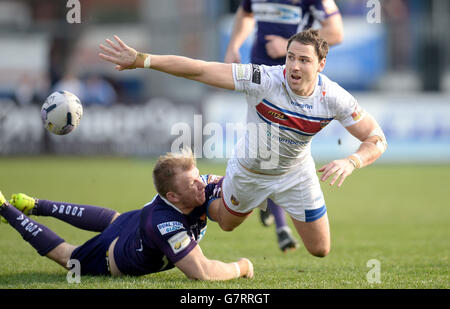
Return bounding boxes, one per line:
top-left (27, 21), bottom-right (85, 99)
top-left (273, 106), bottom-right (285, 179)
top-left (99, 35), bottom-right (235, 90)
top-left (318, 114), bottom-right (387, 187)
top-left (175, 245), bottom-right (254, 281)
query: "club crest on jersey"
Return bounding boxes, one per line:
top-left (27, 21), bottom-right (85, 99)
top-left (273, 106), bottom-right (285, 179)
top-left (230, 195), bottom-right (240, 206)
top-left (320, 119), bottom-right (331, 128)
top-left (351, 105), bottom-right (364, 121)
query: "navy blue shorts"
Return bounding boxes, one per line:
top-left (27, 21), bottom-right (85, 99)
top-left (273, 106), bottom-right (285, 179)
top-left (70, 210), bottom-right (138, 276)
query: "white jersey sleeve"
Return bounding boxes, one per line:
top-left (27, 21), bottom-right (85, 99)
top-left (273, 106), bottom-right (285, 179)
top-left (232, 63), bottom-right (276, 104)
top-left (331, 82), bottom-right (366, 128)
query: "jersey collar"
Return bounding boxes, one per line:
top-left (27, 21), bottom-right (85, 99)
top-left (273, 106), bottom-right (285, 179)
top-left (160, 195), bottom-right (183, 214)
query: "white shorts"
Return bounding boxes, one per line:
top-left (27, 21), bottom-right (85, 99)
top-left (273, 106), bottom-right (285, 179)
top-left (222, 156), bottom-right (326, 222)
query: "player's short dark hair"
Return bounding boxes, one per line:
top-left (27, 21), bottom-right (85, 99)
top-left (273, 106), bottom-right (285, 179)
top-left (287, 29), bottom-right (329, 61)
top-left (153, 148), bottom-right (196, 198)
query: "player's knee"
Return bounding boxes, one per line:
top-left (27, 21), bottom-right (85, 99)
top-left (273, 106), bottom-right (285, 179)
top-left (218, 222), bottom-right (236, 232)
top-left (309, 246), bottom-right (330, 258)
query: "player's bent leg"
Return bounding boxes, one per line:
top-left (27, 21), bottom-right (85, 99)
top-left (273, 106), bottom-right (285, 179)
top-left (0, 198), bottom-right (67, 259)
top-left (46, 242), bottom-right (78, 269)
top-left (291, 213), bottom-right (330, 257)
top-left (208, 199), bottom-right (249, 231)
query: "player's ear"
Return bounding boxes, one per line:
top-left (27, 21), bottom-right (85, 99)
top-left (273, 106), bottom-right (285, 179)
top-left (166, 191), bottom-right (179, 204)
top-left (318, 57), bottom-right (326, 73)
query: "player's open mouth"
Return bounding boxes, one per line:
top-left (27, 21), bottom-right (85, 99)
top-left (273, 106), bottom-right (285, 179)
top-left (291, 74), bottom-right (301, 81)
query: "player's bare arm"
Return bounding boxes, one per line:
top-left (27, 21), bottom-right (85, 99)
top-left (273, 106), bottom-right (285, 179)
top-left (175, 245), bottom-right (254, 281)
top-left (99, 35), bottom-right (235, 90)
top-left (319, 114), bottom-right (387, 187)
top-left (224, 6), bottom-right (255, 63)
top-left (319, 0), bottom-right (344, 46)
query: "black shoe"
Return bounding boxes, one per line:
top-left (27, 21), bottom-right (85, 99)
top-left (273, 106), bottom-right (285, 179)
top-left (259, 209), bottom-right (274, 227)
top-left (277, 227), bottom-right (299, 252)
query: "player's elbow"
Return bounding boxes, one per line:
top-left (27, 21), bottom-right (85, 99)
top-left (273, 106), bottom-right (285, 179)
top-left (335, 33), bottom-right (344, 45)
top-left (329, 30), bottom-right (344, 46)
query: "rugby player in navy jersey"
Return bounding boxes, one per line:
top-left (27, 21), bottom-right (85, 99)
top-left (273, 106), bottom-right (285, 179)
top-left (0, 149), bottom-right (253, 280)
top-left (224, 0), bottom-right (344, 252)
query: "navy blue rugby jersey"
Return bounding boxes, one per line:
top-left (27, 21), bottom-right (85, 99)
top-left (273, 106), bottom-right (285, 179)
top-left (113, 175), bottom-right (221, 276)
top-left (241, 0), bottom-right (336, 65)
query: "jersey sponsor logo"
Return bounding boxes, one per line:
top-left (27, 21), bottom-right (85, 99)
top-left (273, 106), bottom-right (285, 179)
top-left (168, 231), bottom-right (191, 254)
top-left (235, 64), bottom-right (252, 81)
top-left (252, 3), bottom-right (301, 25)
top-left (290, 101), bottom-right (313, 110)
top-left (267, 110), bottom-right (287, 120)
top-left (157, 221), bottom-right (184, 235)
top-left (252, 64), bottom-right (261, 84)
top-left (267, 130), bottom-right (309, 146)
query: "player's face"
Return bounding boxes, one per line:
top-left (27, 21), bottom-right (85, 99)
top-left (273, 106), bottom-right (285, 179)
top-left (173, 167), bottom-right (206, 209)
top-left (285, 41), bottom-right (325, 96)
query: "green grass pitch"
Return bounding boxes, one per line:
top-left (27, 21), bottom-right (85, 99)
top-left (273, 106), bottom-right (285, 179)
top-left (0, 157), bottom-right (448, 289)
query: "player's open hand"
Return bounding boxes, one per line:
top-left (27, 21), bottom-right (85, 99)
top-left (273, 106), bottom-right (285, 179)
top-left (318, 159), bottom-right (355, 188)
top-left (265, 35), bottom-right (288, 59)
top-left (224, 48), bottom-right (241, 63)
top-left (99, 35), bottom-right (138, 71)
top-left (239, 258), bottom-right (254, 279)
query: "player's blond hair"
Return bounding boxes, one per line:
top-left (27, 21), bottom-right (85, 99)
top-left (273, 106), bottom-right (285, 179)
top-left (287, 29), bottom-right (329, 61)
top-left (152, 148), bottom-right (196, 198)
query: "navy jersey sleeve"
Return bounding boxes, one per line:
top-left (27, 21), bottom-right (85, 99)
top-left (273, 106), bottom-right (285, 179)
top-left (241, 0), bottom-right (252, 13)
top-left (148, 209), bottom-right (197, 264)
top-left (308, 0), bottom-right (340, 20)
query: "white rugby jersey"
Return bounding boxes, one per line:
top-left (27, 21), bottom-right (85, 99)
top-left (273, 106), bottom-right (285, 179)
top-left (231, 63), bottom-right (365, 174)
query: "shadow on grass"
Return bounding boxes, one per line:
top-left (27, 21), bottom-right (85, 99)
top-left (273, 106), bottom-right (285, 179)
top-left (0, 272), bottom-right (67, 287)
top-left (0, 271), bottom-right (194, 289)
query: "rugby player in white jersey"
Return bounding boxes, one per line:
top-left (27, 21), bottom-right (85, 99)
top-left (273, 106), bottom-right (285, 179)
top-left (99, 29), bottom-right (387, 258)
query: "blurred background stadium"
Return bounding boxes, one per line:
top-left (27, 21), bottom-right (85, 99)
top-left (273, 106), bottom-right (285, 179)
top-left (0, 0), bottom-right (449, 162)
